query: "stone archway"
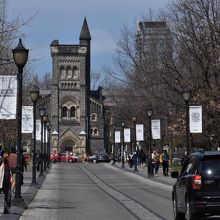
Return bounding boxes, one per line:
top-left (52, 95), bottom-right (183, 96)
top-left (61, 139), bottom-right (76, 153)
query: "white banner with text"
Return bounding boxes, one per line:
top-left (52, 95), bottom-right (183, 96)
top-left (190, 106), bottom-right (202, 133)
top-left (152, 119), bottom-right (161, 139)
top-left (0, 76), bottom-right (17, 119)
top-left (136, 124), bottom-right (144, 141)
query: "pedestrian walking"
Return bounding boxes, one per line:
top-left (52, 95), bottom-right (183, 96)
top-left (154, 150), bottom-right (160, 177)
top-left (0, 150), bottom-right (14, 214)
top-left (7, 147), bottom-right (17, 193)
top-left (151, 150), bottom-right (157, 176)
top-left (21, 149), bottom-right (27, 186)
top-left (132, 151), bottom-right (138, 169)
top-left (162, 150), bottom-right (170, 176)
top-left (139, 149), bottom-right (146, 168)
top-left (181, 151), bottom-right (187, 165)
top-left (128, 153), bottom-right (133, 168)
top-left (36, 150), bottom-right (41, 172)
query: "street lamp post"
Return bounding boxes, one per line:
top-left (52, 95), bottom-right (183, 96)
top-left (183, 90), bottom-right (191, 156)
top-left (39, 108), bottom-right (46, 176)
top-left (147, 109), bottom-right (153, 176)
top-left (30, 86), bottom-right (39, 185)
top-left (121, 122), bottom-right (125, 168)
top-left (46, 121), bottom-right (51, 168)
top-left (133, 116), bottom-right (138, 172)
top-left (112, 126), bottom-right (116, 166)
top-left (12, 39), bottom-right (28, 204)
top-left (43, 114), bottom-right (48, 171)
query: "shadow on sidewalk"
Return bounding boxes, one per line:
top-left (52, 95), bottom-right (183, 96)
top-left (0, 166), bottom-right (49, 220)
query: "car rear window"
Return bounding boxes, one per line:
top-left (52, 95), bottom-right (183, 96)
top-left (200, 156), bottom-right (220, 174)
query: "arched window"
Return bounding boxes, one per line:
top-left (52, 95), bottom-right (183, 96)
top-left (62, 106), bottom-right (68, 117)
top-left (73, 66), bottom-right (79, 78)
top-left (91, 113), bottom-right (97, 122)
top-left (60, 66), bottom-right (66, 79)
top-left (94, 128), bottom-right (98, 135)
top-left (70, 106), bottom-right (76, 118)
top-left (91, 127), bottom-right (99, 136)
top-left (66, 66), bottom-right (72, 78)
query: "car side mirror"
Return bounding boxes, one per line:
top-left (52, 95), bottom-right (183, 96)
top-left (171, 171), bottom-right (179, 178)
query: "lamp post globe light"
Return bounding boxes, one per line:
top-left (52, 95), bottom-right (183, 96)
top-left (43, 114), bottom-right (48, 171)
top-left (132, 116), bottom-right (138, 172)
top-left (121, 122), bottom-right (125, 168)
top-left (147, 109), bottom-right (153, 177)
top-left (12, 39), bottom-right (28, 204)
top-left (39, 108), bottom-right (46, 176)
top-left (30, 86), bottom-right (39, 185)
top-left (182, 90), bottom-right (191, 156)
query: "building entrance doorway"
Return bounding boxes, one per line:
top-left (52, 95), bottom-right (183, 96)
top-left (61, 139), bottom-right (75, 153)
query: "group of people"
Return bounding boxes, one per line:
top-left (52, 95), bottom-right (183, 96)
top-left (128, 148), bottom-right (146, 169)
top-left (150, 149), bottom-right (170, 177)
top-left (0, 145), bottom-right (27, 214)
top-left (127, 147), bottom-right (170, 177)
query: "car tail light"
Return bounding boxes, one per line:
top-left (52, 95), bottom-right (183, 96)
top-left (192, 175), bottom-right (202, 189)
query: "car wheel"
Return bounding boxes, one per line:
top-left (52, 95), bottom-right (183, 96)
top-left (68, 159), bottom-right (73, 163)
top-left (93, 159), bottom-right (97, 163)
top-left (173, 196), bottom-right (185, 220)
top-left (185, 198), bottom-right (200, 220)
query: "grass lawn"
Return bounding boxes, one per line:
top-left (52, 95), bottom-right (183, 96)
top-left (170, 163), bottom-right (182, 172)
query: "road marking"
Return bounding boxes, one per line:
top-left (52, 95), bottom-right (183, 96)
top-left (81, 165), bottom-right (162, 220)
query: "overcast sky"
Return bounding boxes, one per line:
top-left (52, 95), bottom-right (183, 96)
top-left (8, 0), bottom-right (170, 76)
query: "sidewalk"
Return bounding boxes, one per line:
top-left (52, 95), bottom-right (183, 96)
top-left (110, 161), bottom-right (176, 186)
top-left (0, 165), bottom-right (48, 220)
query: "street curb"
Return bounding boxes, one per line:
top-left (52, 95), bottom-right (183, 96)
top-left (0, 169), bottom-right (49, 220)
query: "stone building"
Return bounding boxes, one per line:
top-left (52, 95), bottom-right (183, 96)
top-left (38, 18), bottom-right (105, 156)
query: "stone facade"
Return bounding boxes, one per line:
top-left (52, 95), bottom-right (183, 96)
top-left (39, 18), bottom-right (105, 156)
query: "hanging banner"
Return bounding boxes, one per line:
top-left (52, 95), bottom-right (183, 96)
top-left (152, 119), bottom-right (161, 139)
top-left (36, 120), bottom-right (41, 141)
top-left (124, 128), bottom-right (131, 143)
top-left (0, 76), bottom-right (17, 119)
top-left (43, 128), bottom-right (48, 143)
top-left (190, 106), bottom-right (202, 133)
top-left (136, 124), bottom-right (144, 141)
top-left (114, 131), bottom-right (121, 143)
top-left (22, 106), bottom-right (33, 133)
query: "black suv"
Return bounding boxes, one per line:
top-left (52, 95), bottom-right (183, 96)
top-left (171, 151), bottom-right (220, 220)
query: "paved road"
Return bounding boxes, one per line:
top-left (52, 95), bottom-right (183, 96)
top-left (19, 163), bottom-right (173, 220)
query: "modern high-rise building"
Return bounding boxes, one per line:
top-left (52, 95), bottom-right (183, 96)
top-left (136, 21), bottom-right (172, 64)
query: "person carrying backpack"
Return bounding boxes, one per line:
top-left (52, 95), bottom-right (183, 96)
top-left (162, 150), bottom-right (170, 176)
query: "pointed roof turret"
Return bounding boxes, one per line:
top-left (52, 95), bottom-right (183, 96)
top-left (80, 17), bottom-right (91, 40)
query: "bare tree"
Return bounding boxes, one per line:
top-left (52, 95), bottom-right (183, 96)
top-left (104, 0), bottom-right (220, 149)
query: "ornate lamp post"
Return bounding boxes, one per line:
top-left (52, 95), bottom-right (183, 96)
top-left (46, 121), bottom-right (51, 168)
top-left (183, 90), bottom-right (191, 156)
top-left (43, 114), bottom-right (48, 171)
top-left (147, 109), bottom-right (153, 176)
top-left (12, 39), bottom-right (29, 204)
top-left (112, 126), bottom-right (116, 166)
top-left (133, 116), bottom-right (138, 172)
top-left (30, 86), bottom-right (39, 185)
top-left (121, 122), bottom-right (125, 168)
top-left (39, 108), bottom-right (46, 176)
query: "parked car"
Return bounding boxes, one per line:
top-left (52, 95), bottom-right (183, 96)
top-left (50, 153), bottom-right (78, 163)
top-left (50, 153), bottom-right (58, 163)
top-left (88, 153), bottom-right (110, 163)
top-left (171, 151), bottom-right (220, 220)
